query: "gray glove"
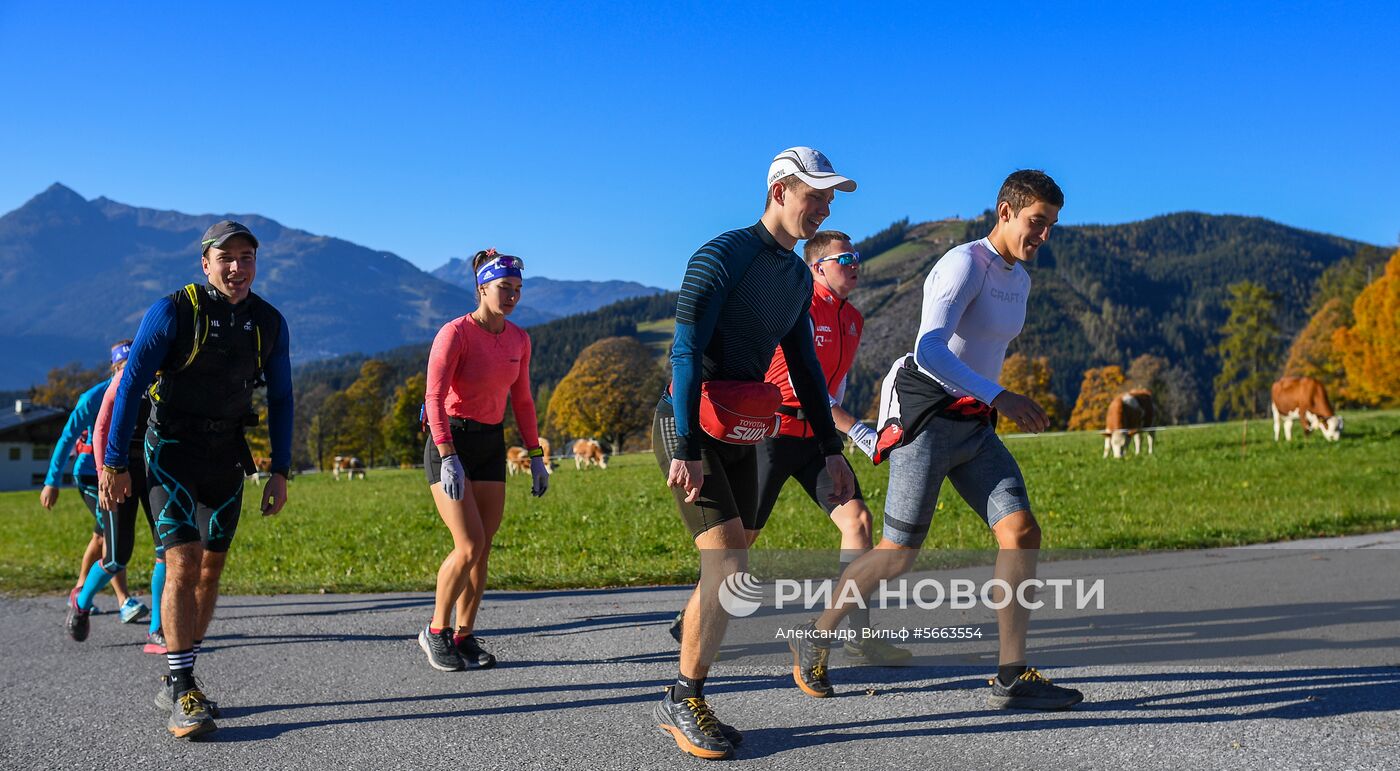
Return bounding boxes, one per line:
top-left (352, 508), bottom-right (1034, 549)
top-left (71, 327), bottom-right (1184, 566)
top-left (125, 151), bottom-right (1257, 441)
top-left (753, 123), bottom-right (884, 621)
top-left (440, 453), bottom-right (465, 501)
top-left (530, 455), bottom-right (549, 497)
top-left (846, 421), bottom-right (878, 461)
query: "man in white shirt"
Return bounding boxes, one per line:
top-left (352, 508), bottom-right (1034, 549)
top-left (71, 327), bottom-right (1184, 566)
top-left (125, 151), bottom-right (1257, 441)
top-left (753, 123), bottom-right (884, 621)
top-left (786, 170), bottom-right (1083, 711)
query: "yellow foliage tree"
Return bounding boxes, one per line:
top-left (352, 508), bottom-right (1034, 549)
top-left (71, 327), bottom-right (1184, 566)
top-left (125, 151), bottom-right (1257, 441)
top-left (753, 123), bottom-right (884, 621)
top-left (382, 372), bottom-right (427, 467)
top-left (1068, 365), bottom-right (1126, 431)
top-left (29, 362), bottom-right (108, 409)
top-left (1283, 297), bottom-right (1361, 403)
top-left (997, 353), bottom-right (1062, 433)
top-left (548, 336), bottom-right (664, 452)
top-left (1333, 249), bottom-right (1400, 406)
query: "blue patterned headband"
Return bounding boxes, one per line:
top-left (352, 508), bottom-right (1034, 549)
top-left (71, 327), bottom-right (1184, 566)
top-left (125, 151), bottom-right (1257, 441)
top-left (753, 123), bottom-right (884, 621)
top-left (475, 253), bottom-right (524, 285)
top-left (110, 343), bottom-right (132, 365)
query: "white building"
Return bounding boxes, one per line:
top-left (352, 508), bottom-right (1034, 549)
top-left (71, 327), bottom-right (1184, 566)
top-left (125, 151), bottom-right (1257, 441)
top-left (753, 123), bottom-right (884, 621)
top-left (0, 400), bottom-right (69, 491)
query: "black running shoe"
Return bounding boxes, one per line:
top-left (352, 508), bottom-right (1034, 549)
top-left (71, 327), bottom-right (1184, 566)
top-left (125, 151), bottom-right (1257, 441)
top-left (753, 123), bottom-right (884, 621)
top-left (167, 687), bottom-right (217, 740)
top-left (418, 626), bottom-right (464, 672)
top-left (457, 634), bottom-right (497, 669)
top-left (668, 609), bottom-right (685, 643)
top-left (988, 667), bottom-right (1083, 710)
top-left (64, 588), bottom-right (90, 642)
top-left (843, 635), bottom-right (913, 666)
top-left (654, 687), bottom-right (733, 760)
top-left (787, 621), bottom-right (835, 698)
top-left (155, 675), bottom-right (222, 718)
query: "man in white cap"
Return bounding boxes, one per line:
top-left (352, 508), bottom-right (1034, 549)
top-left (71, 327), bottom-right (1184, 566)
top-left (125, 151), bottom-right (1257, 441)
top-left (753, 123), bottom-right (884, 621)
top-left (649, 147), bottom-right (857, 759)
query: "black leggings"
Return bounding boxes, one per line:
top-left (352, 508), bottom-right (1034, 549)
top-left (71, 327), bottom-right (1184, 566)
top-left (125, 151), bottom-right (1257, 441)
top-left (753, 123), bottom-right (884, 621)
top-left (99, 454), bottom-right (161, 572)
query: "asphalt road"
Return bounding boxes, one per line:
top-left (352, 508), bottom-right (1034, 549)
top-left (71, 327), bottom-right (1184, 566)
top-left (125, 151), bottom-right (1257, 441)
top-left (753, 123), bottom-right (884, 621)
top-left (2, 533), bottom-right (1397, 770)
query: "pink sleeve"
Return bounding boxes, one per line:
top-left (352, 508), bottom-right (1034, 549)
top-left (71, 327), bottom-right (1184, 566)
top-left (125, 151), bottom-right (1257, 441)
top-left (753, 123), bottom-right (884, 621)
top-left (425, 321), bottom-right (461, 446)
top-left (510, 332), bottom-right (541, 450)
top-left (93, 379), bottom-right (120, 467)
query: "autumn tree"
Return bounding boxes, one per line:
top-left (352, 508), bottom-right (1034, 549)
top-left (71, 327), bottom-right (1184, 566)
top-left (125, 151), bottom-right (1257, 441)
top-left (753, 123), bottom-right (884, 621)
top-left (1283, 296), bottom-right (1355, 396)
top-left (1068, 365), bottom-right (1126, 431)
top-left (1213, 281), bottom-right (1282, 419)
top-left (1334, 249), bottom-right (1400, 406)
top-left (342, 359), bottom-right (394, 466)
top-left (548, 336), bottom-right (664, 452)
top-left (382, 372), bottom-right (427, 467)
top-left (997, 353), bottom-right (1062, 432)
top-left (29, 362), bottom-right (108, 409)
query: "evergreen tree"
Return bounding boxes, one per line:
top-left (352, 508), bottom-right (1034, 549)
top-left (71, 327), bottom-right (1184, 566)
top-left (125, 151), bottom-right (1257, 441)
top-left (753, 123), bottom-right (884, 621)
top-left (1213, 281), bottom-right (1282, 419)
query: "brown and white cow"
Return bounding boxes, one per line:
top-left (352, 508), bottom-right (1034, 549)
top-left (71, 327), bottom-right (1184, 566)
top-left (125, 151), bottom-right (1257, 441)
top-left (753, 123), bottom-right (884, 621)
top-left (332, 455), bottom-right (366, 480)
top-left (248, 456), bottom-right (272, 486)
top-left (572, 438), bottom-right (608, 470)
top-left (538, 437), bottom-right (553, 472)
top-left (1272, 376), bottom-right (1343, 442)
top-left (506, 446), bottom-right (530, 476)
top-left (1103, 389), bottom-right (1156, 458)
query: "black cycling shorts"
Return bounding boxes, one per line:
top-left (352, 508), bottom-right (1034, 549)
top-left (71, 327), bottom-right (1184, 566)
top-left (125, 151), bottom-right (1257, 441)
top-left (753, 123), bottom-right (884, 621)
top-left (753, 435), bottom-right (864, 531)
top-left (424, 420), bottom-right (506, 485)
top-left (652, 398), bottom-right (760, 539)
top-left (144, 427), bottom-right (245, 553)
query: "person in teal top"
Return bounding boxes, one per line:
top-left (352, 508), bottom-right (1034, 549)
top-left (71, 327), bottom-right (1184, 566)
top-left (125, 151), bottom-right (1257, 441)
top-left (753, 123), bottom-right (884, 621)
top-left (40, 345), bottom-right (150, 626)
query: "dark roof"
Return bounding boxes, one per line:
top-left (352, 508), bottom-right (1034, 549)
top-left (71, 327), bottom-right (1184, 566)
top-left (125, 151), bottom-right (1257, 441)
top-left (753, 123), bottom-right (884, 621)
top-left (0, 404), bottom-right (68, 441)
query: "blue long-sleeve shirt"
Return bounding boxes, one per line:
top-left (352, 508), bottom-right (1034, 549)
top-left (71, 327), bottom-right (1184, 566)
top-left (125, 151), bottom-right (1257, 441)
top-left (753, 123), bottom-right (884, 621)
top-left (43, 378), bottom-right (110, 487)
top-left (105, 294), bottom-right (294, 474)
top-left (667, 222), bottom-right (841, 460)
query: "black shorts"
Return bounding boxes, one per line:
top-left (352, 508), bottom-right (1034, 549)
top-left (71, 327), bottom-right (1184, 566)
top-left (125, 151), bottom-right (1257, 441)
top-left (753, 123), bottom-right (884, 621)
top-left (424, 420), bottom-right (506, 484)
top-left (99, 453), bottom-right (161, 570)
top-left (144, 427), bottom-right (245, 553)
top-left (653, 399), bottom-right (760, 539)
top-left (753, 435), bottom-right (864, 530)
top-left (76, 474), bottom-right (103, 535)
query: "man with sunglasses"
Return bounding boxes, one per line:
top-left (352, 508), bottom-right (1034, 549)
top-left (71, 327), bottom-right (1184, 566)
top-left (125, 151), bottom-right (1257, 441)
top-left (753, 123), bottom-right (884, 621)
top-left (665, 232), bottom-right (910, 668)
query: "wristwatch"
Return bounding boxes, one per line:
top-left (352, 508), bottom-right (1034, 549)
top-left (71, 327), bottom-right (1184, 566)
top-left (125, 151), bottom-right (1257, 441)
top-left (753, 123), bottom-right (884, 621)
top-left (102, 464), bottom-right (128, 475)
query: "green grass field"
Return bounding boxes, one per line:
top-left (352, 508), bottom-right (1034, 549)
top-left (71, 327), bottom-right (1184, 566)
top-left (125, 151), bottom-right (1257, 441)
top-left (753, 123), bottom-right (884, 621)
top-left (3, 412), bottom-right (1396, 596)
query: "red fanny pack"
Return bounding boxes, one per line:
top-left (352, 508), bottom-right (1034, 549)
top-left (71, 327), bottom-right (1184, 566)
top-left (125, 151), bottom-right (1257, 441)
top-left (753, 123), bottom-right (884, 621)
top-left (671, 380), bottom-right (782, 445)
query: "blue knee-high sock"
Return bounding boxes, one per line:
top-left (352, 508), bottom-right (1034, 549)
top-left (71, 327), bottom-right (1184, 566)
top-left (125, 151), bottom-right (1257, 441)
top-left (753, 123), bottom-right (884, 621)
top-left (76, 562), bottom-right (117, 611)
top-left (148, 560), bottom-right (166, 634)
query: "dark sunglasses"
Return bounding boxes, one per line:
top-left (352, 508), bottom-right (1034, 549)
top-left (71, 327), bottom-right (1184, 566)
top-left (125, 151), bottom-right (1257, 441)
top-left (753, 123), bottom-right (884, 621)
top-left (815, 251), bottom-right (861, 267)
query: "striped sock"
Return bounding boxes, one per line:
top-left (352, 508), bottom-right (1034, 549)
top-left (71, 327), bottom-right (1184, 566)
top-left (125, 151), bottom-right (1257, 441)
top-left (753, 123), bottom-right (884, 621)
top-left (167, 648), bottom-right (195, 692)
top-left (192, 640), bottom-right (202, 664)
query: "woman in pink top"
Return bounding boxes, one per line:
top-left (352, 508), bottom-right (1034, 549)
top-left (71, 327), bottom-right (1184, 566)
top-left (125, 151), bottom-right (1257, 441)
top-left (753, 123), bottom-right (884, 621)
top-left (419, 249), bottom-right (549, 672)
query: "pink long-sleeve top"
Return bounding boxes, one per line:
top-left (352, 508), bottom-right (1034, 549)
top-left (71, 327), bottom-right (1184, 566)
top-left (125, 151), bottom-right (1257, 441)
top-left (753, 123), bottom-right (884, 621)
top-left (425, 313), bottom-right (540, 449)
top-left (92, 377), bottom-right (122, 471)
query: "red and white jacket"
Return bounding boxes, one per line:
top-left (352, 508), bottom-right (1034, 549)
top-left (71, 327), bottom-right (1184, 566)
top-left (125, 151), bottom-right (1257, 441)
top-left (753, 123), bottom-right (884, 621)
top-left (763, 280), bottom-right (863, 439)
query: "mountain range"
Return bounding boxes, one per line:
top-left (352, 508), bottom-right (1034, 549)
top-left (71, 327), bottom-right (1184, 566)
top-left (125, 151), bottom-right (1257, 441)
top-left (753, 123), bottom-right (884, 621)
top-left (0, 185), bottom-right (663, 389)
top-left (430, 259), bottom-right (663, 320)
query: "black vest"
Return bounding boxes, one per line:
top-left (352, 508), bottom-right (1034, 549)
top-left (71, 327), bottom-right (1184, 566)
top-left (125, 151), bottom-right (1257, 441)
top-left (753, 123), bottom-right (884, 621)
top-left (150, 284), bottom-right (280, 427)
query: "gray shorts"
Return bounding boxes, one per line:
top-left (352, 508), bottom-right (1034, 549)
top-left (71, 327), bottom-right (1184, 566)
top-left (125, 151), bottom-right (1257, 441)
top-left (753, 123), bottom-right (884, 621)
top-left (883, 417), bottom-right (1031, 547)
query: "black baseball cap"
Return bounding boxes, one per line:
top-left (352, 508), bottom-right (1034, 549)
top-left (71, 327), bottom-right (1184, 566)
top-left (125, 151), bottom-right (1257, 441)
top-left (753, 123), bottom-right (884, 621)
top-left (201, 220), bottom-right (259, 252)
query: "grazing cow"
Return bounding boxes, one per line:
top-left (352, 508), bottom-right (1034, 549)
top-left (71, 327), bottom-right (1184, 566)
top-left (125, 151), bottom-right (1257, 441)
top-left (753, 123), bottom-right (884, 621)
top-left (506, 446), bottom-right (530, 476)
top-left (538, 437), bottom-right (553, 473)
top-left (248, 456), bottom-right (272, 486)
top-left (1272, 376), bottom-right (1343, 442)
top-left (333, 455), bottom-right (367, 480)
top-left (1103, 389), bottom-right (1156, 459)
top-left (572, 438), bottom-right (609, 470)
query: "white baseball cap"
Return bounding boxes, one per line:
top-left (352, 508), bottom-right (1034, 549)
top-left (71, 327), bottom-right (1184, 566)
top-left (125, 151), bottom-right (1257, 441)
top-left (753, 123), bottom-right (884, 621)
top-left (767, 147), bottom-right (857, 192)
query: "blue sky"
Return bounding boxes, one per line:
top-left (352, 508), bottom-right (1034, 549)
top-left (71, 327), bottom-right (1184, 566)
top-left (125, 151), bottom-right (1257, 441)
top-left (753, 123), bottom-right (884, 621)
top-left (2, 1), bottom-right (1396, 289)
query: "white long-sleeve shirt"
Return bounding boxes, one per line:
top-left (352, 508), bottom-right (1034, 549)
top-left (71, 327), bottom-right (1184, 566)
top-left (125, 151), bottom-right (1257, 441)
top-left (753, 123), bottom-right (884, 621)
top-left (912, 237), bottom-right (1029, 405)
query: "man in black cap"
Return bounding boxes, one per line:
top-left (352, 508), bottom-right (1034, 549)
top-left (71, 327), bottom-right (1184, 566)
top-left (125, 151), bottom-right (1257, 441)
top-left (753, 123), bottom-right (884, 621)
top-left (100, 220), bottom-right (293, 740)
